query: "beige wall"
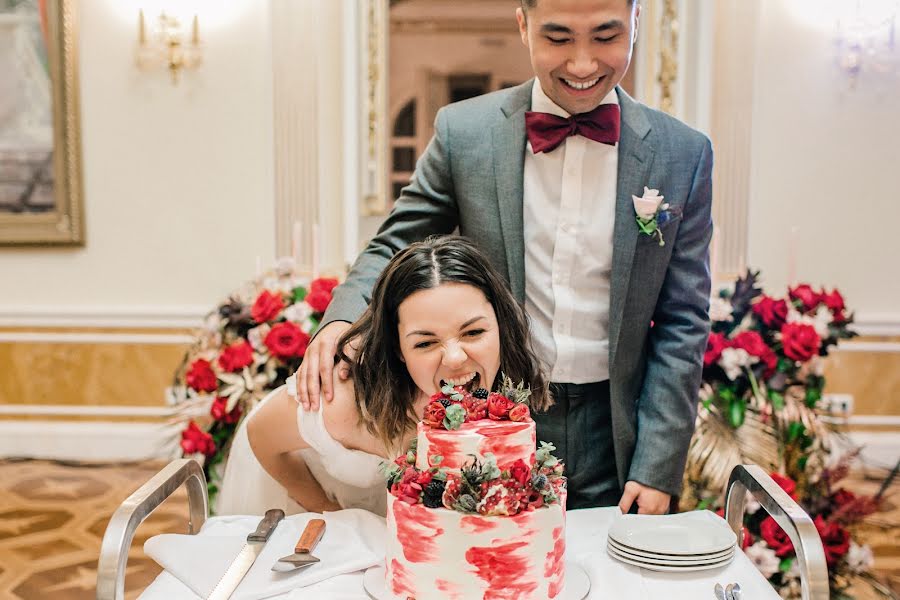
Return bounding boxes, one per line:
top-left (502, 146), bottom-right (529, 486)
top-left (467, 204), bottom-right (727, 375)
top-left (0, 0), bottom-right (276, 315)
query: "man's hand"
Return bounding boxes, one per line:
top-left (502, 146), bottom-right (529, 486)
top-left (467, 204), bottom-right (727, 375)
top-left (618, 481), bottom-right (671, 515)
top-left (296, 321), bottom-right (353, 411)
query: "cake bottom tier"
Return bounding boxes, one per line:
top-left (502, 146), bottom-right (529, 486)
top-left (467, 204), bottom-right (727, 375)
top-left (385, 495), bottom-right (566, 600)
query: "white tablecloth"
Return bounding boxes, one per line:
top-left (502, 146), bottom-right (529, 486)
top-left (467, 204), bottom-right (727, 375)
top-left (139, 507), bottom-right (780, 600)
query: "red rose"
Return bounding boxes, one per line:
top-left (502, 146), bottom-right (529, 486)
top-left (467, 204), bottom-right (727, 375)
top-left (821, 289), bottom-right (847, 323)
top-left (251, 290), bottom-right (285, 323)
top-left (463, 397), bottom-right (487, 421)
top-left (305, 289), bottom-right (332, 313)
top-left (732, 331), bottom-right (777, 377)
top-left (210, 396), bottom-right (242, 424)
top-left (703, 332), bottom-right (729, 367)
top-left (780, 322), bottom-right (821, 362)
top-left (789, 284), bottom-right (821, 312)
top-left (760, 516), bottom-right (794, 557)
top-left (264, 322), bottom-right (310, 359)
top-left (310, 277), bottom-right (339, 295)
top-left (831, 488), bottom-right (856, 509)
top-left (509, 459), bottom-right (531, 487)
top-left (185, 359), bottom-right (218, 392)
top-left (180, 421), bottom-right (216, 456)
top-left (814, 515), bottom-right (851, 567)
top-left (508, 403), bottom-right (530, 422)
top-left (487, 393), bottom-right (515, 420)
top-left (217, 341), bottom-right (254, 372)
top-left (423, 401), bottom-right (447, 428)
top-left (769, 472), bottom-right (798, 500)
top-left (752, 295), bottom-right (789, 328)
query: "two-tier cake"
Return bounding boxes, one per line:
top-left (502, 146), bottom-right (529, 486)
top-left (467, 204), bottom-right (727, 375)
top-left (381, 379), bottom-right (567, 600)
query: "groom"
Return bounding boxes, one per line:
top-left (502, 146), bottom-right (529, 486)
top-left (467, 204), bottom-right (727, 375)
top-left (298, 0), bottom-right (712, 514)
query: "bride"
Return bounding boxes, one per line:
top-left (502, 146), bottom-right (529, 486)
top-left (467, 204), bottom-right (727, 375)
top-left (217, 236), bottom-right (549, 516)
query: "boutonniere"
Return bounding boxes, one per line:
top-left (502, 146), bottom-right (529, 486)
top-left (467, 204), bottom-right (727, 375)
top-left (632, 186), bottom-right (677, 246)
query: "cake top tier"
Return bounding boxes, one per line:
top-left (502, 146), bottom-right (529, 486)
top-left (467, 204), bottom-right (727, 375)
top-left (417, 419), bottom-right (536, 472)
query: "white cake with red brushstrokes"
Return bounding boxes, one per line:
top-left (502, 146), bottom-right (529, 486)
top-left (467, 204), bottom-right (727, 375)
top-left (381, 380), bottom-right (567, 600)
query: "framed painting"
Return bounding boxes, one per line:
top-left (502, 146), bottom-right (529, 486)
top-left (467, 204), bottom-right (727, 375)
top-left (0, 0), bottom-right (83, 245)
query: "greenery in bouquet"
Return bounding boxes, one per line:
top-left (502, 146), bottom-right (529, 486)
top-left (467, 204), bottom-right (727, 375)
top-left (175, 257), bottom-right (338, 505)
top-left (683, 270), bottom-right (895, 598)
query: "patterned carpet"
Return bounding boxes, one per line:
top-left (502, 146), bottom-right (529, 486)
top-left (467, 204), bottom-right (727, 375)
top-left (0, 458), bottom-right (896, 599)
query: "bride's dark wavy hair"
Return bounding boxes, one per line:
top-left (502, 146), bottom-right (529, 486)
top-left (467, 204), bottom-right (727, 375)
top-left (337, 235), bottom-right (549, 453)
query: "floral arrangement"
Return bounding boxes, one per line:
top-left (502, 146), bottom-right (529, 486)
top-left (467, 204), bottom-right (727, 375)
top-left (683, 270), bottom-right (895, 598)
top-left (381, 377), bottom-right (566, 517)
top-left (175, 257), bottom-right (338, 506)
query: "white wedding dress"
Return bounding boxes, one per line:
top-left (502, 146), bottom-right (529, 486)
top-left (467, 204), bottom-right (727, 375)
top-left (216, 385), bottom-right (387, 517)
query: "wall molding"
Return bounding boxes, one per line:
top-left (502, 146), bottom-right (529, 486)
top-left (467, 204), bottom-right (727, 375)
top-left (0, 331), bottom-right (194, 344)
top-left (0, 420), bottom-right (182, 461)
top-left (0, 305), bottom-right (208, 329)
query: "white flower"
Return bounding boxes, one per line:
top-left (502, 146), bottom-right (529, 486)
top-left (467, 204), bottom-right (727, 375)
top-left (632, 186), bottom-right (664, 219)
top-left (275, 256), bottom-right (297, 276)
top-left (745, 541), bottom-right (781, 579)
top-left (719, 347), bottom-right (757, 380)
top-left (283, 301), bottom-right (313, 323)
top-left (787, 306), bottom-right (830, 338)
top-left (745, 491), bottom-right (761, 515)
top-left (247, 324), bottom-right (270, 352)
top-left (846, 541), bottom-right (874, 573)
top-left (709, 297), bottom-right (735, 322)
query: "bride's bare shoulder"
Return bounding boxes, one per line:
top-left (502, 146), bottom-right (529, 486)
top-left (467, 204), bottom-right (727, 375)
top-left (322, 376), bottom-right (383, 455)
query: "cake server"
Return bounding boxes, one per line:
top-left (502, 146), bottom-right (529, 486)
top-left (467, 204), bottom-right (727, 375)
top-left (272, 518), bottom-right (326, 571)
top-left (207, 508), bottom-right (285, 600)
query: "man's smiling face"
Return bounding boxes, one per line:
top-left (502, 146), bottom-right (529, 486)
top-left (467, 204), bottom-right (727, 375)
top-left (517, 0), bottom-right (639, 115)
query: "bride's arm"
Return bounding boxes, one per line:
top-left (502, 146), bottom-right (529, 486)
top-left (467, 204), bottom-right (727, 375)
top-left (247, 387), bottom-right (341, 512)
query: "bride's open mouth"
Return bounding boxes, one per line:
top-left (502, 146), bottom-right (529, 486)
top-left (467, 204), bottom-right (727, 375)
top-left (439, 371), bottom-right (481, 393)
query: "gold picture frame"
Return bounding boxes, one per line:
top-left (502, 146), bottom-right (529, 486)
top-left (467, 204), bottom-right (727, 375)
top-left (0, 0), bottom-right (84, 245)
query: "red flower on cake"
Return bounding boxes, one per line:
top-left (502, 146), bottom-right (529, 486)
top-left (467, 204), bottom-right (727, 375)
top-left (760, 516), bottom-right (794, 557)
top-left (264, 322), bottom-right (310, 359)
top-left (703, 332), bottom-right (729, 368)
top-left (780, 322), bottom-right (821, 362)
top-left (185, 359), bottom-right (218, 392)
top-left (210, 396), bottom-right (242, 424)
top-left (814, 515), bottom-right (851, 567)
top-left (423, 401), bottom-right (447, 428)
top-left (509, 459), bottom-right (531, 487)
top-left (788, 284), bottom-right (822, 312)
top-left (217, 340), bottom-right (254, 373)
top-left (251, 290), bottom-right (285, 323)
top-left (462, 397), bottom-right (487, 421)
top-left (508, 403), bottom-right (530, 422)
top-left (487, 393), bottom-right (515, 420)
top-left (769, 472), bottom-right (798, 500)
top-left (180, 421), bottom-right (216, 456)
top-left (752, 295), bottom-right (789, 328)
top-left (391, 467), bottom-right (431, 505)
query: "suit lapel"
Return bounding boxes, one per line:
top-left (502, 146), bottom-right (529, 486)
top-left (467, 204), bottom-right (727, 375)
top-left (608, 88), bottom-right (655, 366)
top-left (492, 81), bottom-right (532, 303)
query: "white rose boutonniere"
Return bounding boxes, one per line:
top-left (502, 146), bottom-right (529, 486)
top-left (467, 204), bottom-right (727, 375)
top-left (632, 186), bottom-right (678, 246)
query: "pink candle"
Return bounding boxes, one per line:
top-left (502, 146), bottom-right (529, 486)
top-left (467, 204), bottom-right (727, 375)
top-left (292, 221), bottom-right (302, 264)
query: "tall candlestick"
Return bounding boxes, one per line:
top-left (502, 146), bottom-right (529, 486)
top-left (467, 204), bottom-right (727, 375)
top-left (191, 14), bottom-right (199, 45)
top-left (787, 225), bottom-right (799, 286)
top-left (312, 223), bottom-right (320, 280)
top-left (139, 9), bottom-right (146, 44)
top-left (292, 221), bottom-right (302, 265)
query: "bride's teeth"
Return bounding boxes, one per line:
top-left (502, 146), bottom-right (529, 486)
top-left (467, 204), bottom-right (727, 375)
top-left (445, 372), bottom-right (476, 387)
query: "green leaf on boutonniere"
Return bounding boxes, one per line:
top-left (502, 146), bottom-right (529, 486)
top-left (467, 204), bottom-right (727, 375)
top-left (292, 287), bottom-right (308, 302)
top-left (636, 216), bottom-right (659, 235)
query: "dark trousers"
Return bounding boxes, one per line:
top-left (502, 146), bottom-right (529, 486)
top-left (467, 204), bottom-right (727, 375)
top-left (532, 381), bottom-right (620, 509)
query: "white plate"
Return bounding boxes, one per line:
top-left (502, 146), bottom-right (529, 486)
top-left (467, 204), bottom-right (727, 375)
top-left (607, 542), bottom-right (733, 566)
top-left (607, 545), bottom-right (734, 572)
top-left (608, 510), bottom-right (736, 555)
top-left (363, 560), bottom-right (591, 600)
top-left (607, 536), bottom-right (734, 561)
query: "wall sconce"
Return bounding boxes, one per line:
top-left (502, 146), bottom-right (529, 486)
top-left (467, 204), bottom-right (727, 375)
top-left (833, 1), bottom-right (898, 87)
top-left (136, 10), bottom-right (202, 84)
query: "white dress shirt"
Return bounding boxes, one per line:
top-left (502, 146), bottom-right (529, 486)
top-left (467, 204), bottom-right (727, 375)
top-left (523, 80), bottom-right (619, 384)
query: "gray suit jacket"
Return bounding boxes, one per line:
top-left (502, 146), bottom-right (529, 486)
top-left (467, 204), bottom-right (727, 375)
top-left (324, 81), bottom-right (713, 496)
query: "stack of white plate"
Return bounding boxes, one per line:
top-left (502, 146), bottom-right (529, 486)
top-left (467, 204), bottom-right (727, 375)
top-left (606, 510), bottom-right (737, 572)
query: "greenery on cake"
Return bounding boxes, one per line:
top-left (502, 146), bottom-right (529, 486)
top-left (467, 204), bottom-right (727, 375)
top-left (423, 373), bottom-right (534, 430)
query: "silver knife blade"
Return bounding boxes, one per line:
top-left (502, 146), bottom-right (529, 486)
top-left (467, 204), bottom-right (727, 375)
top-left (207, 509), bottom-right (285, 600)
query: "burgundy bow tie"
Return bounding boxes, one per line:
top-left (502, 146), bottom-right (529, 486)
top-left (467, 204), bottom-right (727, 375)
top-left (525, 103), bottom-right (621, 154)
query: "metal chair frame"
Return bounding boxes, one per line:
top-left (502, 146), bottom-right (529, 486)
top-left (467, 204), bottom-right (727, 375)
top-left (724, 464), bottom-right (829, 600)
top-left (96, 458), bottom-right (208, 600)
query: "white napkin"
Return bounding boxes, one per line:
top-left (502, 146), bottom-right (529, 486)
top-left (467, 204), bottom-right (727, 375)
top-left (144, 509), bottom-right (385, 600)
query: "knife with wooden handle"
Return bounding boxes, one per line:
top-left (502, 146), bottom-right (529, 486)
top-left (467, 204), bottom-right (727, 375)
top-left (272, 518), bottom-right (327, 571)
top-left (207, 508), bottom-right (284, 599)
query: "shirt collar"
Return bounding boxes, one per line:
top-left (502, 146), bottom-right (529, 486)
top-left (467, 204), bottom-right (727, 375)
top-left (530, 78), bottom-right (619, 118)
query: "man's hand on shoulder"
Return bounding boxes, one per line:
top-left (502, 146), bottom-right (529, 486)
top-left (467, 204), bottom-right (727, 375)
top-left (295, 321), bottom-right (354, 411)
top-left (618, 480), bottom-right (671, 515)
